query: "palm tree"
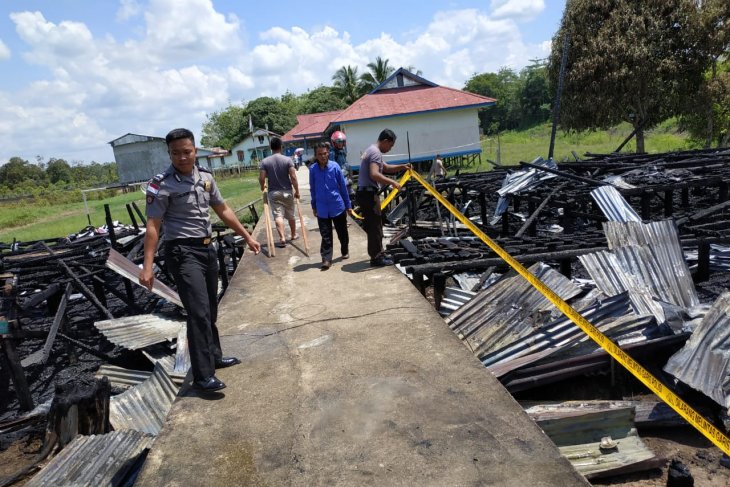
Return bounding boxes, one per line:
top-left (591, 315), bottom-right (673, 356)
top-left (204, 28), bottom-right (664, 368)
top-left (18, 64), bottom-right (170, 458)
top-left (359, 57), bottom-right (395, 92)
top-left (332, 65), bottom-right (363, 105)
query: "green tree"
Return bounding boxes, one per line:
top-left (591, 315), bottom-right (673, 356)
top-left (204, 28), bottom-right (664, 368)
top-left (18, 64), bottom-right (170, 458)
top-left (298, 86), bottom-right (348, 114)
top-left (332, 65), bottom-right (364, 104)
top-left (464, 68), bottom-right (521, 134)
top-left (245, 96), bottom-right (297, 136)
top-left (519, 61), bottom-right (552, 128)
top-left (680, 0), bottom-right (730, 147)
top-left (0, 157), bottom-right (47, 189)
top-left (549, 0), bottom-right (708, 153)
top-left (46, 158), bottom-right (73, 184)
top-left (201, 104), bottom-right (248, 149)
top-left (360, 57), bottom-right (395, 92)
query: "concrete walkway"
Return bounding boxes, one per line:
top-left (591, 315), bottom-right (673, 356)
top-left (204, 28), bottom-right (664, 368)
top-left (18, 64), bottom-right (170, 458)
top-left (135, 167), bottom-right (587, 486)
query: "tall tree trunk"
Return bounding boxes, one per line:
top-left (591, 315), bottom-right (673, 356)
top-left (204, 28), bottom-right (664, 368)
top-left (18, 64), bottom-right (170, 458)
top-left (706, 60), bottom-right (717, 149)
top-left (635, 125), bottom-right (645, 153)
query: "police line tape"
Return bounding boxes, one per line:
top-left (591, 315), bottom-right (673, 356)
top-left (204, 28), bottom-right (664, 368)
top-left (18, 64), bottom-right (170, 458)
top-left (349, 171), bottom-right (412, 220)
top-left (384, 168), bottom-right (730, 455)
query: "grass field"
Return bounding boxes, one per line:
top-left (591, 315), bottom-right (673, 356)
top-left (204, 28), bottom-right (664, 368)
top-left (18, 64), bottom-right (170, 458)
top-left (0, 173), bottom-right (263, 243)
top-left (466, 121), bottom-right (700, 172)
top-left (0, 122), bottom-right (698, 243)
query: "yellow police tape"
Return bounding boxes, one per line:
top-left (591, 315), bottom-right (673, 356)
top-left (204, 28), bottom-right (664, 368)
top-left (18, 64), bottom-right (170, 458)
top-left (397, 168), bottom-right (730, 455)
top-left (349, 171), bottom-right (412, 220)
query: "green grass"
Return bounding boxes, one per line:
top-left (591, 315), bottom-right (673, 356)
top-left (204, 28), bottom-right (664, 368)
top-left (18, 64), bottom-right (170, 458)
top-left (0, 173), bottom-right (263, 243)
top-left (463, 121), bottom-right (701, 173)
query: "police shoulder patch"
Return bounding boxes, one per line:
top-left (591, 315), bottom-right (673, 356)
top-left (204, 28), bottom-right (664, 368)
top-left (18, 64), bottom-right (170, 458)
top-left (146, 195), bottom-right (155, 204)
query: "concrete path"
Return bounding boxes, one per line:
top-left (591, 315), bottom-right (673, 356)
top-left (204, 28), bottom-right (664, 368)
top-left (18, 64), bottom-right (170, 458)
top-left (135, 167), bottom-right (588, 487)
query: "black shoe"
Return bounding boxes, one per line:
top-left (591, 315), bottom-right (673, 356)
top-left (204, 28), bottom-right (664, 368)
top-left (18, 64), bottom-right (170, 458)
top-left (215, 357), bottom-right (241, 369)
top-left (341, 253), bottom-right (350, 260)
top-left (370, 256), bottom-right (394, 267)
top-left (193, 376), bottom-right (226, 392)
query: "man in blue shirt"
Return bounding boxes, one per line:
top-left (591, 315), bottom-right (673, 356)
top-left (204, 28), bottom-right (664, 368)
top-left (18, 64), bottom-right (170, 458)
top-left (309, 142), bottom-right (353, 270)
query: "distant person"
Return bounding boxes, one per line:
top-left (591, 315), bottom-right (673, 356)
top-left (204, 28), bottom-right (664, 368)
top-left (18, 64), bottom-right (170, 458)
top-left (429, 154), bottom-right (447, 181)
top-left (356, 129), bottom-right (409, 266)
top-left (259, 136), bottom-right (300, 248)
top-left (330, 130), bottom-right (354, 199)
top-left (309, 142), bottom-right (352, 270)
top-left (139, 128), bottom-right (261, 393)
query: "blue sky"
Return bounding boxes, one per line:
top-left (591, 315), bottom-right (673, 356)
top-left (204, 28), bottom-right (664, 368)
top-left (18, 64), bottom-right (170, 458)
top-left (0, 0), bottom-right (566, 165)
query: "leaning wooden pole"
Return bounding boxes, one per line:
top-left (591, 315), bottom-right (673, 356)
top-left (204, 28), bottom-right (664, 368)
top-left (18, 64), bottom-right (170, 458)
top-left (295, 198), bottom-right (309, 257)
top-left (262, 191), bottom-right (275, 257)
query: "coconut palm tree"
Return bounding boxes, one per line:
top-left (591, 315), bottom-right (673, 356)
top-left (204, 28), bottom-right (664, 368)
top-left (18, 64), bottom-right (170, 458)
top-left (359, 57), bottom-right (395, 92)
top-left (332, 65), bottom-right (363, 105)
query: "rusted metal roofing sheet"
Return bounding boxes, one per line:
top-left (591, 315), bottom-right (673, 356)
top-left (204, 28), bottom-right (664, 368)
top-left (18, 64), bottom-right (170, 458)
top-left (590, 186), bottom-right (641, 222)
top-left (25, 430), bottom-right (153, 487)
top-left (664, 291), bottom-right (730, 409)
top-left (94, 314), bottom-right (184, 350)
top-left (445, 263), bottom-right (582, 358)
top-left (105, 248), bottom-right (182, 307)
top-left (530, 405), bottom-right (662, 479)
top-left (109, 362), bottom-right (178, 436)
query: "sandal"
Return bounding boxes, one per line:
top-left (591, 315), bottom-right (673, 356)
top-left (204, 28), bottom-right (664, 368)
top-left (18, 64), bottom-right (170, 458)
top-left (275, 241), bottom-right (287, 248)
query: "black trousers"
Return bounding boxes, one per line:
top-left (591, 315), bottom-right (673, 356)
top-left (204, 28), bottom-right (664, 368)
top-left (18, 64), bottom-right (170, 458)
top-left (317, 211), bottom-right (349, 261)
top-left (165, 243), bottom-right (222, 381)
top-left (356, 190), bottom-right (383, 259)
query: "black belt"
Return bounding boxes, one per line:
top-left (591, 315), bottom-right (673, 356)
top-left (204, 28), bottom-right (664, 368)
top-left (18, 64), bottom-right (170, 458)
top-left (357, 187), bottom-right (379, 193)
top-left (166, 236), bottom-right (212, 246)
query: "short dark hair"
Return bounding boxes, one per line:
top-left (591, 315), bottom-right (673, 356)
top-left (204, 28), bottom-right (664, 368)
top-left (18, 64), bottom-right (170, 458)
top-left (270, 136), bottom-right (282, 151)
top-left (166, 128), bottom-right (195, 147)
top-left (314, 142), bottom-right (329, 153)
top-left (378, 129), bottom-right (396, 142)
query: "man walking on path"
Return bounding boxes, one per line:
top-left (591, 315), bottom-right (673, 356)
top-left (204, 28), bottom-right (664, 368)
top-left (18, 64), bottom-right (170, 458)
top-left (356, 129), bottom-right (409, 267)
top-left (140, 128), bottom-right (261, 393)
top-left (259, 136), bottom-right (300, 248)
top-left (309, 142), bottom-right (352, 270)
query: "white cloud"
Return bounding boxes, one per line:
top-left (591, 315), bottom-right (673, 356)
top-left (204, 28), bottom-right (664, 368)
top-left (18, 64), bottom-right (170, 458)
top-left (116, 0), bottom-right (141, 22)
top-left (10, 11), bottom-right (94, 66)
top-left (0, 39), bottom-right (10, 59)
top-left (142, 0), bottom-right (242, 60)
top-left (490, 0), bottom-right (545, 21)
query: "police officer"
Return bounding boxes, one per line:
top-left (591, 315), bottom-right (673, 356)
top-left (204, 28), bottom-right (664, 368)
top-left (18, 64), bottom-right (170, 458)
top-left (139, 128), bottom-right (261, 393)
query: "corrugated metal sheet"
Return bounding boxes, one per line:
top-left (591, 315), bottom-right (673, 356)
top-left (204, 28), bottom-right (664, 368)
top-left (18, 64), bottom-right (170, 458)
top-left (481, 292), bottom-right (634, 367)
top-left (25, 430), bottom-right (153, 487)
top-left (605, 220), bottom-right (698, 308)
top-left (142, 348), bottom-right (188, 385)
top-left (590, 186), bottom-right (642, 222)
top-left (445, 263), bottom-right (582, 358)
top-left (528, 406), bottom-right (661, 479)
top-left (105, 249), bottom-right (182, 307)
top-left (664, 291), bottom-right (730, 409)
top-left (109, 362), bottom-right (178, 436)
top-left (94, 314), bottom-right (184, 350)
top-left (438, 286), bottom-right (476, 316)
top-left (96, 365), bottom-right (152, 389)
top-left (579, 221), bottom-right (699, 322)
top-left (685, 244), bottom-right (730, 272)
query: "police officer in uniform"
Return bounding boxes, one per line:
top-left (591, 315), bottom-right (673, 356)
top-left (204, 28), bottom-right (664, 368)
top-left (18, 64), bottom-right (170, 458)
top-left (139, 128), bottom-right (261, 393)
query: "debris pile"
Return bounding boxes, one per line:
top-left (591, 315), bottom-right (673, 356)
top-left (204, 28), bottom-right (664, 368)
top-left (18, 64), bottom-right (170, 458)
top-left (386, 148), bottom-right (730, 479)
top-left (0, 203), bottom-right (256, 485)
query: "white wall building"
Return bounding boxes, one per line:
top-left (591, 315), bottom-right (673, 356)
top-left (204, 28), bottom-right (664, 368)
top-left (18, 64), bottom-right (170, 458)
top-left (328, 68), bottom-right (496, 170)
